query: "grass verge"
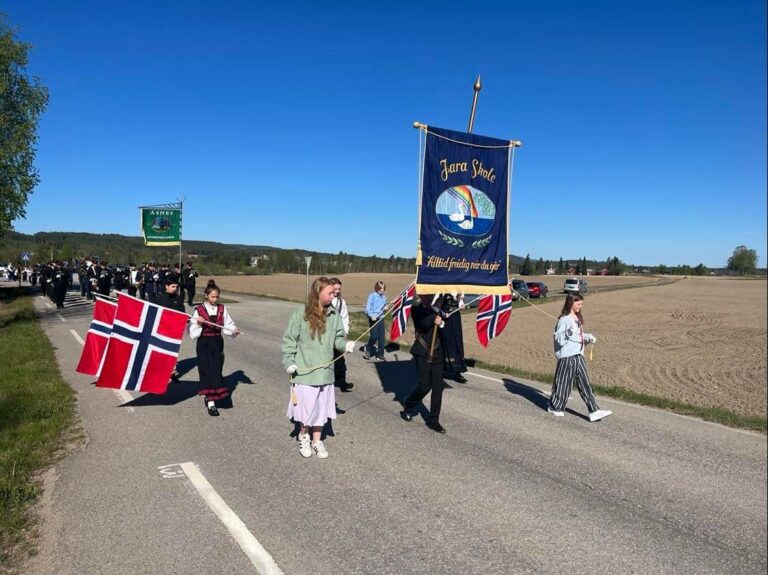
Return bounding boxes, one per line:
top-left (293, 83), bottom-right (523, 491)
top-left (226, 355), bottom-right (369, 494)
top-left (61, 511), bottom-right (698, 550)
top-left (472, 359), bottom-right (767, 433)
top-left (0, 287), bottom-right (78, 570)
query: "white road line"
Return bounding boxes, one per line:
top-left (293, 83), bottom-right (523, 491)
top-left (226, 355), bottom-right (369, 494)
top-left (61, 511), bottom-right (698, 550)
top-left (465, 371), bottom-right (503, 383)
top-left (44, 301), bottom-right (53, 308)
top-left (179, 462), bottom-right (285, 575)
top-left (69, 330), bottom-right (85, 345)
top-left (114, 390), bottom-right (135, 412)
top-left (56, 313), bottom-right (67, 322)
top-left (466, 370), bottom-right (552, 397)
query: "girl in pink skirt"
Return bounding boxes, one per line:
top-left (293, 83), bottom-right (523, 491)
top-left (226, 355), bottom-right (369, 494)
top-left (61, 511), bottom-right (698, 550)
top-left (282, 276), bottom-right (355, 458)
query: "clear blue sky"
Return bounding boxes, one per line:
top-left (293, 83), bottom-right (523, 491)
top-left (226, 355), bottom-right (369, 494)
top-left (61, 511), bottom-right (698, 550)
top-left (5, 0), bottom-right (766, 268)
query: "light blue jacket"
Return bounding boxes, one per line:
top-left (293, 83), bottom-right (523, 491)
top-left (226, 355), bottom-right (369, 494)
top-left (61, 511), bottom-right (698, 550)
top-left (365, 291), bottom-right (387, 320)
top-left (553, 316), bottom-right (594, 359)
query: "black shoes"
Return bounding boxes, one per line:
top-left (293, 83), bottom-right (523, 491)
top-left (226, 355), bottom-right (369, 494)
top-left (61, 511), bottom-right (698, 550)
top-left (207, 405), bottom-right (219, 416)
top-left (400, 410), bottom-right (416, 422)
top-left (426, 420), bottom-right (446, 434)
top-left (337, 381), bottom-right (354, 392)
top-left (454, 374), bottom-right (468, 383)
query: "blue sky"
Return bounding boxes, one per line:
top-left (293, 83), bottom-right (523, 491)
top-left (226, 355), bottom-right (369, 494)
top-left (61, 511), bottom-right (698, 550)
top-left (4, 0), bottom-right (766, 267)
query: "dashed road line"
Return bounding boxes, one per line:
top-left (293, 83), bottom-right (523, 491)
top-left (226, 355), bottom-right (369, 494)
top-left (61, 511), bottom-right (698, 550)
top-left (173, 462), bottom-right (285, 575)
top-left (56, 313), bottom-right (67, 322)
top-left (69, 329), bottom-right (84, 345)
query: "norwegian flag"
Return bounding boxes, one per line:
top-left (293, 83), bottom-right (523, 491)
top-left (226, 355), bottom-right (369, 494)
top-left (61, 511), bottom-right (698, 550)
top-left (96, 293), bottom-right (189, 394)
top-left (75, 297), bottom-right (118, 376)
top-left (475, 293), bottom-right (513, 347)
top-left (389, 284), bottom-right (416, 341)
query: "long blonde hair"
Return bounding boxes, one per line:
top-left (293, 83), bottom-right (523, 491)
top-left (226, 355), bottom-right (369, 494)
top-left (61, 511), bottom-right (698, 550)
top-left (304, 276), bottom-right (332, 340)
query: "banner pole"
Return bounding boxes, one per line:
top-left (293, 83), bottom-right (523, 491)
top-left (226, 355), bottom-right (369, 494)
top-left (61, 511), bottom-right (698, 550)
top-left (467, 75), bottom-right (481, 133)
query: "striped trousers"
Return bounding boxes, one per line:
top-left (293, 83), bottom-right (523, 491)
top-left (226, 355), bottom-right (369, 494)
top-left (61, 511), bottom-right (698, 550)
top-left (549, 354), bottom-right (599, 413)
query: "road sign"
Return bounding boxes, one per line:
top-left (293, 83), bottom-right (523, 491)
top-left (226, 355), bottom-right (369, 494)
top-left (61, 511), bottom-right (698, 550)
top-left (21, 252), bottom-right (30, 262)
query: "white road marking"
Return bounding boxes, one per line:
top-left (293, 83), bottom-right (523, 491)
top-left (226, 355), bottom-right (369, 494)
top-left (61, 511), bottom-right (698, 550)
top-left (56, 313), bottom-right (67, 322)
top-left (465, 371), bottom-right (503, 383)
top-left (69, 330), bottom-right (85, 345)
top-left (466, 370), bottom-right (552, 397)
top-left (179, 462), bottom-right (285, 575)
top-left (44, 301), bottom-right (53, 308)
top-left (114, 389), bottom-right (135, 412)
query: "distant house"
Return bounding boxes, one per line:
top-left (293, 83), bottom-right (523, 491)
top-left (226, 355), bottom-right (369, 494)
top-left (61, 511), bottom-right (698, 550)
top-left (600, 268), bottom-right (609, 275)
top-left (586, 268), bottom-right (595, 276)
top-left (187, 253), bottom-right (200, 259)
top-left (250, 255), bottom-right (270, 267)
top-left (567, 266), bottom-right (576, 275)
top-left (546, 267), bottom-right (555, 275)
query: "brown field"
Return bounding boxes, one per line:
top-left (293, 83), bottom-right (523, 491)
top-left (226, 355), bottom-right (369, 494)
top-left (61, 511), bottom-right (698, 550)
top-left (214, 273), bottom-right (767, 418)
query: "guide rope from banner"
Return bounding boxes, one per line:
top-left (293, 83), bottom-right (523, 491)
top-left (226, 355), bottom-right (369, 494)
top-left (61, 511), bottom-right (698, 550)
top-left (288, 281), bottom-right (416, 379)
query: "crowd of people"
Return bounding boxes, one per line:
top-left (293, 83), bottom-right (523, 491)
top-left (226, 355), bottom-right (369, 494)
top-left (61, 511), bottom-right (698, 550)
top-left (14, 260), bottom-right (610, 457)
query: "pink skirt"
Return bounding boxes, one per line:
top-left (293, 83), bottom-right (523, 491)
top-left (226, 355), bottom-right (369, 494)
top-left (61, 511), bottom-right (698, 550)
top-left (286, 383), bottom-right (336, 427)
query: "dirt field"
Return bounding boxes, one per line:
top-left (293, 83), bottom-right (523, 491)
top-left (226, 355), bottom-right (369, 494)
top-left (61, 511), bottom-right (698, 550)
top-left (214, 273), bottom-right (767, 419)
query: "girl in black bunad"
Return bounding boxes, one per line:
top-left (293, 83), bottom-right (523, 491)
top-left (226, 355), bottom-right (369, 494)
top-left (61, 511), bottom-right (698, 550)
top-left (189, 280), bottom-right (240, 416)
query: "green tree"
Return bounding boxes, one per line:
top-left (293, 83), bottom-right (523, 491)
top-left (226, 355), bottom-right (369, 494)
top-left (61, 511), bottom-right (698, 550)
top-left (557, 257), bottom-right (564, 274)
top-left (727, 245), bottom-right (758, 276)
top-left (1, 16), bottom-right (48, 236)
top-left (694, 263), bottom-right (708, 276)
top-left (520, 254), bottom-right (532, 275)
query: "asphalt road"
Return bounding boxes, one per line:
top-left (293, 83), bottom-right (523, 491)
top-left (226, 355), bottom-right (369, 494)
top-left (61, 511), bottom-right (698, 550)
top-left (27, 288), bottom-right (767, 574)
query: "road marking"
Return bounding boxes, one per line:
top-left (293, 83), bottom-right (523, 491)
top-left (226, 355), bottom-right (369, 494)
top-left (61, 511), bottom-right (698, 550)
top-left (465, 371), bottom-right (503, 383)
top-left (466, 370), bottom-right (552, 397)
top-left (69, 330), bottom-right (84, 345)
top-left (44, 301), bottom-right (53, 308)
top-left (56, 313), bottom-right (66, 322)
top-left (157, 464), bottom-right (186, 479)
top-left (115, 389), bottom-right (135, 412)
top-left (178, 462), bottom-right (285, 575)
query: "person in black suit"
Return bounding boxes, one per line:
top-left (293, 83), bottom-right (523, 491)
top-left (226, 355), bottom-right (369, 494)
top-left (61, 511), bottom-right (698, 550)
top-left (400, 294), bottom-right (448, 433)
top-left (183, 262), bottom-right (198, 306)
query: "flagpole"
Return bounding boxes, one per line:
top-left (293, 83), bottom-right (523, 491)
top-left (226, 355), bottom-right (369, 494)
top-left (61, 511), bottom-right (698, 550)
top-left (467, 75), bottom-right (481, 133)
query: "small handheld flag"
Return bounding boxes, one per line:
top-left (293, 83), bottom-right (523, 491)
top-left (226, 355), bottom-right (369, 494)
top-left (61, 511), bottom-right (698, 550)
top-left (389, 284), bottom-right (416, 342)
top-left (475, 293), bottom-right (512, 347)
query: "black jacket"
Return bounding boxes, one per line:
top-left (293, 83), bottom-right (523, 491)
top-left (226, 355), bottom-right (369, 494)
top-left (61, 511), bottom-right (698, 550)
top-left (156, 292), bottom-right (186, 313)
top-left (409, 303), bottom-right (444, 361)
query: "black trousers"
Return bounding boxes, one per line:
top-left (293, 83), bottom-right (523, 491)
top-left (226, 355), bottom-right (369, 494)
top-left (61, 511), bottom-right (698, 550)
top-left (404, 356), bottom-right (445, 422)
top-left (187, 286), bottom-right (196, 306)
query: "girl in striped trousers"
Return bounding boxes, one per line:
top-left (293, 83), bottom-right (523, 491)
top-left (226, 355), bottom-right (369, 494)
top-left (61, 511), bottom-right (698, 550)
top-left (548, 293), bottom-right (612, 422)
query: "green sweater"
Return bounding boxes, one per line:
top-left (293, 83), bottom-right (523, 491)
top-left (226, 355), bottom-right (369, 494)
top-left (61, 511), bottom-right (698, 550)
top-left (282, 305), bottom-right (346, 386)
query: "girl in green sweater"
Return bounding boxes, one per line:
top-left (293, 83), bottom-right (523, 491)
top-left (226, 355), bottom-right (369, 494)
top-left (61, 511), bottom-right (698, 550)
top-left (283, 276), bottom-right (355, 458)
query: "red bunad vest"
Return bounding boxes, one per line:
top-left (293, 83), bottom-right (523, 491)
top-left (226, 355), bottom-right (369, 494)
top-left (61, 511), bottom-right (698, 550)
top-left (196, 304), bottom-right (225, 336)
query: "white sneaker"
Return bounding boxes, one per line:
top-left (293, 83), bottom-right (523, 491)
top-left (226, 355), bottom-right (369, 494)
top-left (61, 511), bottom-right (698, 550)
top-left (547, 407), bottom-right (565, 417)
top-left (589, 409), bottom-right (612, 422)
top-left (298, 433), bottom-right (312, 458)
top-left (312, 440), bottom-right (329, 459)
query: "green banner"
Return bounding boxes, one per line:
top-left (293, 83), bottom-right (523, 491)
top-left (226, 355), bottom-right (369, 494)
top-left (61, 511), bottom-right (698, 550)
top-left (141, 207), bottom-right (182, 246)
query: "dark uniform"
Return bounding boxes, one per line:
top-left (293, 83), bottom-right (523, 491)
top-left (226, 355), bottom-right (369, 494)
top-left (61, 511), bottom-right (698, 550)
top-left (401, 299), bottom-right (447, 433)
top-left (441, 294), bottom-right (468, 383)
top-left (183, 264), bottom-right (198, 306)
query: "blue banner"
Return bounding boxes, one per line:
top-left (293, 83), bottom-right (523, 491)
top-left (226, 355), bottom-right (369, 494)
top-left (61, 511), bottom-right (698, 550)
top-left (416, 126), bottom-right (512, 295)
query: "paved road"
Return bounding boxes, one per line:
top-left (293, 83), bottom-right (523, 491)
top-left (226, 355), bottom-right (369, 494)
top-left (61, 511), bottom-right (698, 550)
top-left (28, 288), bottom-right (767, 574)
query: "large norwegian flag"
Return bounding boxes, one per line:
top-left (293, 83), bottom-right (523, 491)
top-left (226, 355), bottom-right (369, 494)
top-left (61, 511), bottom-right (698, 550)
top-left (75, 297), bottom-right (118, 376)
top-left (475, 293), bottom-right (513, 347)
top-left (96, 293), bottom-right (189, 394)
top-left (389, 283), bottom-right (415, 341)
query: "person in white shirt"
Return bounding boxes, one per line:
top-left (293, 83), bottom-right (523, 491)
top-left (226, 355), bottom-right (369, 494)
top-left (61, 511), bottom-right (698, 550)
top-left (330, 277), bottom-right (353, 392)
top-left (548, 293), bottom-right (611, 422)
top-left (189, 280), bottom-right (240, 416)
